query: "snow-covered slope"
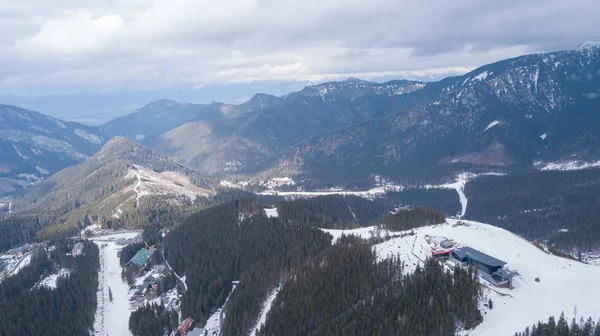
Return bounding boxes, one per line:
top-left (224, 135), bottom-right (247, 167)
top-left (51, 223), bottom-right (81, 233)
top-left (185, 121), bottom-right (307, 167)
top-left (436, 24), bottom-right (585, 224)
top-left (92, 232), bottom-right (140, 336)
top-left (326, 220), bottom-right (600, 335)
top-left (126, 165), bottom-right (210, 205)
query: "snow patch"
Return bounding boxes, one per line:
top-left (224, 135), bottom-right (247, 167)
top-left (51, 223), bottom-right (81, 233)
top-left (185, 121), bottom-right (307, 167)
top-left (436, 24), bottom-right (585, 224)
top-left (538, 160), bottom-right (600, 171)
top-left (540, 133), bottom-right (547, 140)
top-left (264, 208), bottom-right (278, 218)
top-left (485, 120), bottom-right (501, 131)
top-left (472, 71), bottom-right (489, 81)
top-left (35, 166), bottom-right (49, 175)
top-left (36, 269), bottom-right (70, 289)
top-left (74, 129), bottom-right (102, 145)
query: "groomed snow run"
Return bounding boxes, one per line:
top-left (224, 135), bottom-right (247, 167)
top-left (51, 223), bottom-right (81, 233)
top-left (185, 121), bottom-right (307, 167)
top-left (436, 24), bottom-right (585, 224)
top-left (439, 173), bottom-right (471, 217)
top-left (373, 219), bottom-right (600, 336)
top-left (205, 281), bottom-right (238, 335)
top-left (92, 232), bottom-right (141, 336)
top-left (249, 285), bottom-right (282, 336)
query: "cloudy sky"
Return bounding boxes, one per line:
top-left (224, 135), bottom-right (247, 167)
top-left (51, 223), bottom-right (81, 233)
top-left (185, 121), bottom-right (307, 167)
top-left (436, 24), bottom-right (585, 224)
top-left (1, 0), bottom-right (598, 95)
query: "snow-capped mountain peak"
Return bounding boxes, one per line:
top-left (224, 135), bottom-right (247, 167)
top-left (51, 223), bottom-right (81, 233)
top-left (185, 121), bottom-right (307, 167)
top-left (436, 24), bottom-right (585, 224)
top-left (576, 41), bottom-right (600, 51)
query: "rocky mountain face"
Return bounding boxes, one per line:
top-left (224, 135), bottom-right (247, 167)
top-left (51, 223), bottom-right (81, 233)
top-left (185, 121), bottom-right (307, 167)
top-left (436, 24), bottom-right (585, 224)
top-left (96, 45), bottom-right (600, 182)
top-left (282, 45), bottom-right (600, 178)
top-left (0, 105), bottom-right (105, 193)
top-left (105, 79), bottom-right (429, 175)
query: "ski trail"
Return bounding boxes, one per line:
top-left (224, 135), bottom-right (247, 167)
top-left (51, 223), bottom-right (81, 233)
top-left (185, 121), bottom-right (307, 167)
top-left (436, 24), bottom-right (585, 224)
top-left (134, 173), bottom-right (142, 206)
top-left (249, 285), bottom-right (281, 336)
top-left (440, 173), bottom-right (470, 218)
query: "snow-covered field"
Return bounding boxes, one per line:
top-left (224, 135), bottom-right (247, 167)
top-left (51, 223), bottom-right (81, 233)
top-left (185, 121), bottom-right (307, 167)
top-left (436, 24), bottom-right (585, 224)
top-left (324, 220), bottom-right (600, 335)
top-left (92, 232), bottom-right (141, 336)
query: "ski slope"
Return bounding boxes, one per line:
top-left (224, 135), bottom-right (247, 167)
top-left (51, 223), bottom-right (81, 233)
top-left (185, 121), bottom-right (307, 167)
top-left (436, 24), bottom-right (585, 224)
top-left (327, 220), bottom-right (600, 335)
top-left (92, 232), bottom-right (140, 336)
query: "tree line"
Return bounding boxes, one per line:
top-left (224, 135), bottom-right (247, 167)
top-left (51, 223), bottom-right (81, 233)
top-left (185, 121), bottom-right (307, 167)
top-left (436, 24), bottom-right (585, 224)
top-left (260, 235), bottom-right (482, 336)
top-left (465, 168), bottom-right (600, 249)
top-left (515, 313), bottom-right (600, 336)
top-left (162, 199), bottom-right (332, 333)
top-left (0, 240), bottom-right (99, 336)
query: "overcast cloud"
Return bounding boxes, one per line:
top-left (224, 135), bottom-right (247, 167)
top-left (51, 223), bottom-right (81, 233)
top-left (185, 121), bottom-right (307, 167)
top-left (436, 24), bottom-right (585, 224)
top-left (1, 0), bottom-right (598, 94)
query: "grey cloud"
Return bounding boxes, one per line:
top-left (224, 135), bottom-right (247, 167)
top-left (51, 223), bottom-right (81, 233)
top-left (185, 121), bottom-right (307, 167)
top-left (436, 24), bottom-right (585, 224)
top-left (0, 0), bottom-right (599, 94)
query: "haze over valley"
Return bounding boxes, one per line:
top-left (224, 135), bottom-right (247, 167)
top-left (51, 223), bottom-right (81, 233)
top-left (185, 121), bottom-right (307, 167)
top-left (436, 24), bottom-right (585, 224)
top-left (1, 1), bottom-right (600, 335)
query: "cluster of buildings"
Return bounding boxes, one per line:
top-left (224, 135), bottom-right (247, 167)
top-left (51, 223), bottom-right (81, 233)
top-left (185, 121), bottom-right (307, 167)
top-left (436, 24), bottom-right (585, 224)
top-left (133, 266), bottom-right (171, 296)
top-left (429, 237), bottom-right (516, 288)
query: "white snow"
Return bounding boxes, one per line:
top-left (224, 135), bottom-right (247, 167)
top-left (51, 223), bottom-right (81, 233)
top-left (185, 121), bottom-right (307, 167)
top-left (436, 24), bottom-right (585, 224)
top-left (74, 129), bottom-right (102, 145)
top-left (36, 269), bottom-right (70, 289)
top-left (249, 285), bottom-right (282, 336)
top-left (439, 173), bottom-right (472, 218)
top-left (9, 254), bottom-right (31, 276)
top-left (204, 282), bottom-right (238, 335)
top-left (135, 134), bottom-right (146, 141)
top-left (540, 133), bottom-right (547, 140)
top-left (258, 185), bottom-right (402, 198)
top-left (264, 208), bottom-right (279, 218)
top-left (126, 165), bottom-right (210, 205)
top-left (92, 232), bottom-right (141, 336)
top-left (538, 160), bottom-right (600, 171)
top-left (485, 120), bottom-right (501, 131)
top-left (373, 219), bottom-right (600, 336)
top-left (472, 71), bottom-right (489, 81)
top-left (35, 166), bottom-right (49, 175)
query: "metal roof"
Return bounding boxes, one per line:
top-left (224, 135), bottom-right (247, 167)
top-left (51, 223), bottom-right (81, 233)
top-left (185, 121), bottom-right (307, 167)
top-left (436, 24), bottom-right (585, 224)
top-left (130, 248), bottom-right (148, 266)
top-left (452, 246), bottom-right (506, 268)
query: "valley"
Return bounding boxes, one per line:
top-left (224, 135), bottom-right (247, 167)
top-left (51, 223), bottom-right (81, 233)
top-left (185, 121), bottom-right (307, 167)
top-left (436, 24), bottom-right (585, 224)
top-left (1, 43), bottom-right (600, 336)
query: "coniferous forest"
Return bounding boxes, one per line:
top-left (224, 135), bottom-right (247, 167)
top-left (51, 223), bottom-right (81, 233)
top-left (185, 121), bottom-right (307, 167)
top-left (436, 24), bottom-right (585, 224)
top-left (515, 313), bottom-right (600, 336)
top-left (465, 169), bottom-right (600, 249)
top-left (260, 236), bottom-right (482, 336)
top-left (163, 199), bottom-right (332, 333)
top-left (379, 207), bottom-right (447, 231)
top-left (0, 240), bottom-right (99, 336)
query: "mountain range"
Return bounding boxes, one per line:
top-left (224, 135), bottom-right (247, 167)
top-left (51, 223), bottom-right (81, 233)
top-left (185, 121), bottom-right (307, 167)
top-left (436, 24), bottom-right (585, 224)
top-left (0, 81), bottom-right (311, 126)
top-left (98, 44), bottom-right (600, 183)
top-left (3, 44), bottom-right (600, 195)
top-left (0, 105), bottom-right (105, 194)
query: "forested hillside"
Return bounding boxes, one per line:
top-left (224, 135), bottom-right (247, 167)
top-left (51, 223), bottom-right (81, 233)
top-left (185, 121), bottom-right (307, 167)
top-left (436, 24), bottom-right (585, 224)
top-left (163, 199), bottom-right (332, 332)
top-left (277, 195), bottom-right (390, 229)
top-left (0, 240), bottom-right (99, 336)
top-left (465, 168), bottom-right (600, 248)
top-left (515, 314), bottom-right (600, 336)
top-left (379, 207), bottom-right (447, 231)
top-left (385, 188), bottom-right (461, 216)
top-left (260, 236), bottom-right (482, 336)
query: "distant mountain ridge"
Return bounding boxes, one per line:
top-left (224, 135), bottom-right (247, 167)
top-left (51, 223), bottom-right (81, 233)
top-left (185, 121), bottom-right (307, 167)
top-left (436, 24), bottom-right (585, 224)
top-left (0, 104), bottom-right (105, 194)
top-left (0, 81), bottom-right (311, 126)
top-left (102, 46), bottom-right (600, 182)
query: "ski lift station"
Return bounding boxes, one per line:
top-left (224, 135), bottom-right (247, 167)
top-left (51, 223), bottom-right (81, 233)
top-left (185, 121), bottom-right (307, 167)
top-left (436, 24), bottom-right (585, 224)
top-left (452, 246), bottom-right (516, 288)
